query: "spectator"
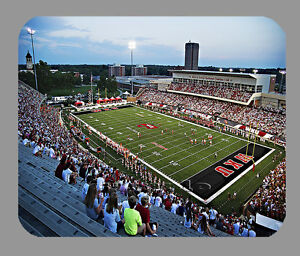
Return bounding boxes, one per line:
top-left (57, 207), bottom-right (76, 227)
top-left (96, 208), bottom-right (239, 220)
top-left (103, 193), bottom-right (123, 233)
top-left (96, 172), bottom-right (105, 192)
top-left (155, 192), bottom-right (162, 207)
top-left (81, 175), bottom-right (95, 201)
top-left (135, 196), bottom-right (159, 237)
top-left (248, 226), bottom-right (256, 237)
top-left (138, 186), bottom-right (150, 205)
top-left (209, 207), bottom-right (218, 226)
top-left (164, 195), bottom-right (172, 211)
top-left (176, 200), bottom-right (185, 216)
top-left (121, 189), bottom-right (135, 219)
top-left (197, 214), bottom-right (214, 236)
top-left (79, 162), bottom-right (88, 180)
top-left (171, 200), bottom-right (179, 214)
top-left (233, 219), bottom-right (241, 236)
top-left (123, 196), bottom-right (146, 236)
top-left (184, 205), bottom-right (193, 228)
top-left (84, 183), bottom-right (104, 221)
top-left (55, 154), bottom-right (67, 179)
top-left (32, 142), bottom-right (43, 157)
top-left (241, 224), bottom-right (249, 237)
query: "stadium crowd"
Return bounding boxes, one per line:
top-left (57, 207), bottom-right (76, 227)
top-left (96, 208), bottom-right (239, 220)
top-left (138, 89), bottom-right (286, 138)
top-left (18, 82), bottom-right (285, 237)
top-left (169, 83), bottom-right (253, 103)
top-left (247, 159), bottom-right (286, 222)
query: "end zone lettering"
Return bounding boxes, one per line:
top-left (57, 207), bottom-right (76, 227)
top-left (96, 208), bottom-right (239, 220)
top-left (215, 153), bottom-right (253, 177)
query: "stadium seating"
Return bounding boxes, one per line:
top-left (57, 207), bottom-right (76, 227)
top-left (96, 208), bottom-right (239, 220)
top-left (18, 142), bottom-right (231, 237)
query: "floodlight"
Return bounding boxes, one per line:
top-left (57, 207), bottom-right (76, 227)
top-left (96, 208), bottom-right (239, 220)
top-left (128, 41), bottom-right (136, 49)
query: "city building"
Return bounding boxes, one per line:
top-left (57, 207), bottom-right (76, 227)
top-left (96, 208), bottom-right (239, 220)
top-left (132, 64), bottom-right (147, 76)
top-left (184, 41), bottom-right (199, 70)
top-left (108, 64), bottom-right (125, 77)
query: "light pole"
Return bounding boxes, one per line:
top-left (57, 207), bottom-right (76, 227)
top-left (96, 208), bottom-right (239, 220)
top-left (253, 69), bottom-right (258, 74)
top-left (128, 41), bottom-right (136, 95)
top-left (279, 70), bottom-right (286, 93)
top-left (90, 72), bottom-right (93, 104)
top-left (27, 27), bottom-right (38, 92)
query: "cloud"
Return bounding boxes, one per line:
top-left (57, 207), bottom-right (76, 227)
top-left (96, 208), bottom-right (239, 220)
top-left (18, 16), bottom-right (286, 67)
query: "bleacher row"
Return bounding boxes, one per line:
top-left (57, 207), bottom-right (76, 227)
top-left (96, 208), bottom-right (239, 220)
top-left (18, 141), bottom-right (231, 237)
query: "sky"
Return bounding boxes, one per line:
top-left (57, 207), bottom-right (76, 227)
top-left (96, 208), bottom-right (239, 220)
top-left (18, 16), bottom-right (286, 68)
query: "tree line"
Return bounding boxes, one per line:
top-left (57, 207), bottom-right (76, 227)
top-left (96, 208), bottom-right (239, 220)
top-left (18, 60), bottom-right (119, 96)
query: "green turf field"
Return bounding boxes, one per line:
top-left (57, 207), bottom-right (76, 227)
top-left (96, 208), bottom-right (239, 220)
top-left (76, 106), bottom-right (248, 183)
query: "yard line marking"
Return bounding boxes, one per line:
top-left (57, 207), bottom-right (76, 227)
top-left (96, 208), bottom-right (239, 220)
top-left (127, 125), bottom-right (210, 151)
top-left (95, 111), bottom-right (207, 148)
top-left (150, 133), bottom-right (225, 164)
top-left (168, 140), bottom-right (243, 177)
top-left (141, 132), bottom-right (222, 157)
top-left (80, 107), bottom-right (220, 155)
top-left (135, 105), bottom-right (273, 151)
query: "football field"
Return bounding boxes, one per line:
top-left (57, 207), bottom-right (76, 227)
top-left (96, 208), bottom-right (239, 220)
top-left (74, 105), bottom-right (273, 203)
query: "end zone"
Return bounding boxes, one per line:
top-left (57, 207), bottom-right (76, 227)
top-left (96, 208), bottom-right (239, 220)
top-left (181, 143), bottom-right (274, 204)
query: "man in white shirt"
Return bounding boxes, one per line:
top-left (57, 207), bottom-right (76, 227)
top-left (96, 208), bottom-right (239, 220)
top-left (62, 167), bottom-right (73, 184)
top-left (23, 138), bottom-right (30, 147)
top-left (209, 207), bottom-right (218, 226)
top-left (171, 200), bottom-right (179, 214)
top-left (49, 147), bottom-right (55, 158)
top-left (97, 173), bottom-right (105, 191)
top-left (138, 187), bottom-right (150, 205)
top-left (155, 194), bottom-right (162, 207)
top-left (32, 144), bottom-right (42, 157)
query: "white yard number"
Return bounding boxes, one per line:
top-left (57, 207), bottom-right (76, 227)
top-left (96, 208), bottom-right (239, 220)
top-left (169, 160), bottom-right (180, 166)
top-left (152, 151), bottom-right (161, 156)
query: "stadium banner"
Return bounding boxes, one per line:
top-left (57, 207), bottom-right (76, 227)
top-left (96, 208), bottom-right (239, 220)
top-left (181, 109), bottom-right (212, 121)
top-left (234, 124), bottom-right (273, 139)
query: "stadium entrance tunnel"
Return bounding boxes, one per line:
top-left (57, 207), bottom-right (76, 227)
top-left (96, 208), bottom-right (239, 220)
top-left (181, 143), bottom-right (272, 201)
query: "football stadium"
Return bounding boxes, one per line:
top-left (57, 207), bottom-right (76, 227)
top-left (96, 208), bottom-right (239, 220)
top-left (18, 18), bottom-right (286, 238)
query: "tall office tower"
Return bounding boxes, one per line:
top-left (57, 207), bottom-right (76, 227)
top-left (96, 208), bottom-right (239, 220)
top-left (184, 41), bottom-right (199, 70)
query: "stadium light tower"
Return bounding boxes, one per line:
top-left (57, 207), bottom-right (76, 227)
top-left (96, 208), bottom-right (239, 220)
top-left (279, 70), bottom-right (286, 93)
top-left (229, 68), bottom-right (233, 72)
top-left (128, 41), bottom-right (136, 95)
top-left (219, 68), bottom-right (223, 72)
top-left (27, 27), bottom-right (38, 91)
top-left (253, 69), bottom-right (258, 74)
